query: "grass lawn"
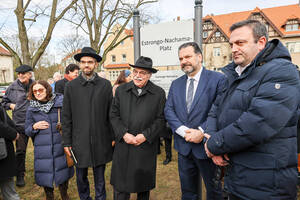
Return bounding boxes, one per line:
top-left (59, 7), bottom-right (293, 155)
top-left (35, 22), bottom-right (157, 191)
top-left (14, 140), bottom-right (185, 200)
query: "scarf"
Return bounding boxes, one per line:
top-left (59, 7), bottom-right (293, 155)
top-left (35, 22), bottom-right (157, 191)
top-left (30, 94), bottom-right (56, 113)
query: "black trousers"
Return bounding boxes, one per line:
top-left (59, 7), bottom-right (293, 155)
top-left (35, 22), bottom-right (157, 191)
top-left (113, 189), bottom-right (150, 200)
top-left (228, 194), bottom-right (245, 200)
top-left (15, 127), bottom-right (29, 177)
top-left (164, 137), bottom-right (172, 159)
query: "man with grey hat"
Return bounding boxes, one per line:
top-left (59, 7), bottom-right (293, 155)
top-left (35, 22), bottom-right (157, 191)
top-left (2, 64), bottom-right (34, 187)
top-left (61, 47), bottom-right (113, 200)
top-left (110, 56), bottom-right (166, 200)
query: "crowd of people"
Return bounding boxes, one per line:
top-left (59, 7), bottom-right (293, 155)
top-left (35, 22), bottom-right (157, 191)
top-left (0, 19), bottom-right (299, 200)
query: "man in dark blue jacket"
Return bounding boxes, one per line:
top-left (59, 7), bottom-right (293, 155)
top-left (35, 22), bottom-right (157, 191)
top-left (2, 65), bottom-right (33, 187)
top-left (204, 19), bottom-right (300, 200)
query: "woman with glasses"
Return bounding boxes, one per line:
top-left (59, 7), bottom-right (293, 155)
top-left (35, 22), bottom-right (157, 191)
top-left (25, 80), bottom-right (74, 200)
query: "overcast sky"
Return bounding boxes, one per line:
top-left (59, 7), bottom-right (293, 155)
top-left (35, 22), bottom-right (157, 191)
top-left (0, 0), bottom-right (298, 62)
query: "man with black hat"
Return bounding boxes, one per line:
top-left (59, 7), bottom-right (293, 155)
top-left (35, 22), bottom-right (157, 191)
top-left (61, 47), bottom-right (113, 200)
top-left (110, 56), bottom-right (166, 200)
top-left (2, 64), bottom-right (34, 187)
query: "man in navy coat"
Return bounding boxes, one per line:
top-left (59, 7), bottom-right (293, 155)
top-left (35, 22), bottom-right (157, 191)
top-left (164, 42), bottom-right (225, 200)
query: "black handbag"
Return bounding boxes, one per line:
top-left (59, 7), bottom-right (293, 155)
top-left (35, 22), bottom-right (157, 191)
top-left (0, 138), bottom-right (7, 160)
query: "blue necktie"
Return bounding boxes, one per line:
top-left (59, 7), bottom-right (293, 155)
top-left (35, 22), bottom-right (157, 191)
top-left (186, 78), bottom-right (194, 113)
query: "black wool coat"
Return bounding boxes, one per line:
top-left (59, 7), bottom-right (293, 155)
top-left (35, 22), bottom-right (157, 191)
top-left (62, 74), bottom-right (114, 168)
top-left (110, 81), bottom-right (166, 193)
top-left (0, 105), bottom-right (18, 181)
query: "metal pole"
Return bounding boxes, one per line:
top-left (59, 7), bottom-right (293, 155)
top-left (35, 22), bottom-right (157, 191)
top-left (195, 3), bottom-right (204, 200)
top-left (133, 9), bottom-right (141, 63)
top-left (194, 0), bottom-right (203, 50)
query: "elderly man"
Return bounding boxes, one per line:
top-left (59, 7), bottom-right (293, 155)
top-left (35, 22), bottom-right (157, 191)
top-left (2, 64), bottom-right (34, 187)
top-left (204, 20), bottom-right (300, 199)
top-left (110, 56), bottom-right (166, 200)
top-left (164, 42), bottom-right (225, 200)
top-left (62, 47), bottom-right (113, 200)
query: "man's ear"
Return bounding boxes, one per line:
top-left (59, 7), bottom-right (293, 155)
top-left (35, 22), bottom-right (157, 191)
top-left (257, 36), bottom-right (267, 51)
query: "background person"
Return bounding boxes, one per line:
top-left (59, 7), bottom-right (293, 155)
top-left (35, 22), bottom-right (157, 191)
top-left (2, 64), bottom-right (34, 187)
top-left (112, 69), bottom-right (132, 97)
top-left (0, 104), bottom-right (20, 200)
top-left (205, 19), bottom-right (300, 200)
top-left (55, 64), bottom-right (79, 95)
top-left (25, 80), bottom-right (74, 200)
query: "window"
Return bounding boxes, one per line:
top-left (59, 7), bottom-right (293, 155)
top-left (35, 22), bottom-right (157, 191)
top-left (215, 31), bottom-right (221, 37)
top-left (109, 70), bottom-right (120, 80)
top-left (285, 20), bottom-right (299, 32)
top-left (122, 54), bottom-right (126, 62)
top-left (203, 31), bottom-right (208, 38)
top-left (286, 42), bottom-right (300, 53)
top-left (111, 55), bottom-right (116, 63)
top-left (213, 47), bottom-right (221, 56)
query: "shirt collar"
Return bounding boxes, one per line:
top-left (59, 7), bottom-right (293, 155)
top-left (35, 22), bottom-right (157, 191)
top-left (187, 67), bottom-right (203, 82)
top-left (235, 63), bottom-right (251, 76)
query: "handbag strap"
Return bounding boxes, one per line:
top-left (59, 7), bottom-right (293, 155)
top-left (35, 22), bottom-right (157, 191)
top-left (58, 108), bottom-right (61, 124)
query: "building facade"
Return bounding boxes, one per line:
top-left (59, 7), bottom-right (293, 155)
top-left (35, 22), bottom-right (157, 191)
top-left (0, 46), bottom-right (14, 84)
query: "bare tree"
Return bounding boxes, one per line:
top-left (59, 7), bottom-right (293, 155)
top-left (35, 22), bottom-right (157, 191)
top-left (58, 34), bottom-right (89, 57)
top-left (67, 0), bottom-right (158, 66)
top-left (0, 0), bottom-right (79, 69)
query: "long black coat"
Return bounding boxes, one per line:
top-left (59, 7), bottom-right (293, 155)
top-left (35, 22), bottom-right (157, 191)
top-left (62, 74), bottom-right (113, 168)
top-left (0, 105), bottom-right (18, 181)
top-left (110, 81), bottom-right (166, 193)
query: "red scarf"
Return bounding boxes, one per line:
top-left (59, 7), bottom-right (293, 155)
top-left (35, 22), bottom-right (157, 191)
top-left (64, 74), bottom-right (73, 81)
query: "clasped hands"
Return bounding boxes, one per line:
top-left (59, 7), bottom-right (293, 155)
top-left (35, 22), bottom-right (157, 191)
top-left (184, 128), bottom-right (204, 143)
top-left (123, 133), bottom-right (146, 146)
top-left (204, 133), bottom-right (229, 167)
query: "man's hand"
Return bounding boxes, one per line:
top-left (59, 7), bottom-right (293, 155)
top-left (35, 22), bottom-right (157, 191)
top-left (135, 134), bottom-right (146, 146)
top-left (33, 121), bottom-right (49, 130)
top-left (10, 104), bottom-right (16, 110)
top-left (64, 147), bottom-right (71, 157)
top-left (184, 129), bottom-right (204, 143)
top-left (123, 133), bottom-right (137, 145)
top-left (203, 133), bottom-right (214, 158)
top-left (212, 155), bottom-right (229, 166)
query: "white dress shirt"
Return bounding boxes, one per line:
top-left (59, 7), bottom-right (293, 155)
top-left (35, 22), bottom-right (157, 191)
top-left (176, 68), bottom-right (203, 138)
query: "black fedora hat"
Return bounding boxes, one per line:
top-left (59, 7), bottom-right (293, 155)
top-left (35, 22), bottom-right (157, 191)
top-left (129, 56), bottom-right (157, 73)
top-left (74, 47), bottom-right (102, 62)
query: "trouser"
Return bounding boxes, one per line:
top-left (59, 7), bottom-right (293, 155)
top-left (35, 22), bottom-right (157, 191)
top-left (44, 181), bottom-right (69, 200)
top-left (164, 137), bottom-right (172, 160)
top-left (76, 164), bottom-right (106, 200)
top-left (0, 177), bottom-right (20, 200)
top-left (113, 188), bottom-right (150, 200)
top-left (15, 128), bottom-right (29, 177)
top-left (228, 194), bottom-right (244, 200)
top-left (178, 153), bottom-right (222, 200)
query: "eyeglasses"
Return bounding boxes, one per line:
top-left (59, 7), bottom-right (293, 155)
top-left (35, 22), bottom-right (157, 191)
top-left (80, 60), bottom-right (95, 65)
top-left (132, 69), bottom-right (149, 76)
top-left (33, 88), bottom-right (45, 94)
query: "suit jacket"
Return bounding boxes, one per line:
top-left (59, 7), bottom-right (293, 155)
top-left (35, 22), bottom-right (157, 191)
top-left (164, 67), bottom-right (226, 159)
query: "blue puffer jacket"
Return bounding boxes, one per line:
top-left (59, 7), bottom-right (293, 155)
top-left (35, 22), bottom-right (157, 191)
top-left (25, 95), bottom-right (74, 188)
top-left (206, 39), bottom-right (300, 200)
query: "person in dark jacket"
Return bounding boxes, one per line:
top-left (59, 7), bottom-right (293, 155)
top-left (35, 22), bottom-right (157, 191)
top-left (2, 64), bottom-right (33, 187)
top-left (54, 64), bottom-right (79, 94)
top-left (204, 20), bottom-right (300, 200)
top-left (0, 105), bottom-right (20, 200)
top-left (159, 123), bottom-right (173, 165)
top-left (25, 80), bottom-right (74, 200)
top-left (110, 56), bottom-right (166, 200)
top-left (62, 47), bottom-right (113, 200)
